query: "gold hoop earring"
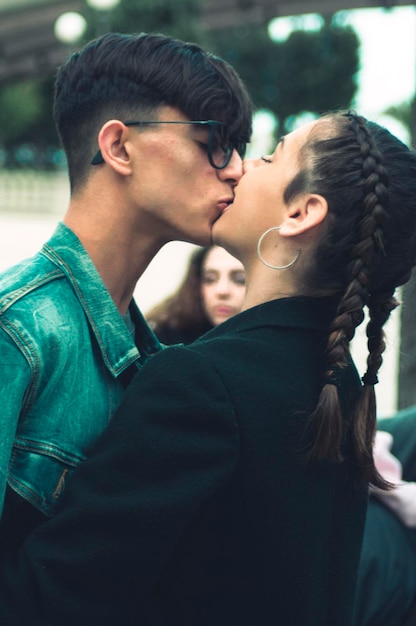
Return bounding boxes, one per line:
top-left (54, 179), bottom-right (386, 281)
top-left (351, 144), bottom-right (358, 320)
top-left (257, 226), bottom-right (301, 270)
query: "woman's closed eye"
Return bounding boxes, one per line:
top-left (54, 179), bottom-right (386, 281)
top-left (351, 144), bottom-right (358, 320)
top-left (201, 271), bottom-right (218, 284)
top-left (231, 271), bottom-right (246, 286)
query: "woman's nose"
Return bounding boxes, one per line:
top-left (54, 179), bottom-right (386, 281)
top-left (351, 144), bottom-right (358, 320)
top-left (243, 155), bottom-right (271, 173)
top-left (215, 277), bottom-right (230, 295)
top-left (242, 158), bottom-right (257, 174)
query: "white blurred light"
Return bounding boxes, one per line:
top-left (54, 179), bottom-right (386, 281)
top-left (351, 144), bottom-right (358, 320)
top-left (268, 13), bottom-right (324, 43)
top-left (247, 109), bottom-right (277, 158)
top-left (285, 111), bottom-right (317, 133)
top-left (373, 114), bottom-right (411, 147)
top-left (86, 0), bottom-right (121, 9)
top-left (54, 12), bottom-right (87, 44)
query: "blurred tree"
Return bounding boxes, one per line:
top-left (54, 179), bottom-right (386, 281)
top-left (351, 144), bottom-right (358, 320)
top-left (384, 101), bottom-right (413, 138)
top-left (399, 264), bottom-right (416, 411)
top-left (0, 1), bottom-right (360, 166)
top-left (209, 18), bottom-right (359, 134)
top-left (0, 81), bottom-right (43, 146)
top-left (107, 0), bottom-right (208, 43)
top-left (0, 78), bottom-right (60, 168)
top-left (384, 97), bottom-right (416, 411)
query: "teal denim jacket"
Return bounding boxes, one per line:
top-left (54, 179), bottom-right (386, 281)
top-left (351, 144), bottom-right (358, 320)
top-left (0, 223), bottom-right (162, 518)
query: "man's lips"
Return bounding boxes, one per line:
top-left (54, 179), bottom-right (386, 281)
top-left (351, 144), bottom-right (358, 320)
top-left (213, 199), bottom-right (233, 226)
top-left (217, 198), bottom-right (233, 212)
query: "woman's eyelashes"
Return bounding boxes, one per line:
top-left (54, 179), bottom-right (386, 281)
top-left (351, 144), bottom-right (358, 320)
top-left (261, 156), bottom-right (272, 164)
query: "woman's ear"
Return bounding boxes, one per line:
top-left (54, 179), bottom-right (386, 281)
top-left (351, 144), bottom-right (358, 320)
top-left (96, 120), bottom-right (132, 176)
top-left (279, 193), bottom-right (328, 237)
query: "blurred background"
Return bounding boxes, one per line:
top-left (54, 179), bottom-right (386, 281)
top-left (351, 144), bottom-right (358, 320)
top-left (1, 0), bottom-right (415, 415)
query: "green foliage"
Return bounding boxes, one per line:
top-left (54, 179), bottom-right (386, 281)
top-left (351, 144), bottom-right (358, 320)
top-left (209, 21), bottom-right (360, 132)
top-left (0, 81), bottom-right (43, 145)
top-left (276, 24), bottom-right (359, 121)
top-left (111, 0), bottom-right (208, 43)
top-left (0, 0), bottom-right (361, 163)
top-left (384, 100), bottom-right (414, 143)
top-left (207, 27), bottom-right (279, 112)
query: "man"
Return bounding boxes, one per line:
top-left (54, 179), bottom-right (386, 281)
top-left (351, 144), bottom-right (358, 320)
top-left (0, 31), bottom-right (252, 549)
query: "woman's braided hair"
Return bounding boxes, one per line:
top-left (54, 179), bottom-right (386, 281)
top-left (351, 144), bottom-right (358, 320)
top-left (288, 111), bottom-right (416, 486)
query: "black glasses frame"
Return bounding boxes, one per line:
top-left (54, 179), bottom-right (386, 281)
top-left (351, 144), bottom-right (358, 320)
top-left (90, 120), bottom-right (246, 169)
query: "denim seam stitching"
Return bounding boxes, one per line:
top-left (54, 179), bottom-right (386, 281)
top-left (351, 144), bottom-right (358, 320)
top-left (0, 268), bottom-right (63, 313)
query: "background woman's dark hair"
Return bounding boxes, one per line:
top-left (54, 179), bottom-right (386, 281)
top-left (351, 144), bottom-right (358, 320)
top-left (286, 111), bottom-right (416, 487)
top-left (146, 246), bottom-right (213, 345)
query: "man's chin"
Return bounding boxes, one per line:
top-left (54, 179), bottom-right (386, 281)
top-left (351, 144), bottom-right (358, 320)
top-left (211, 215), bottom-right (225, 246)
top-left (192, 232), bottom-right (212, 248)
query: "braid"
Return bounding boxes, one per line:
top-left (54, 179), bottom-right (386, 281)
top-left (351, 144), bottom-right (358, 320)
top-left (364, 293), bottom-right (398, 385)
top-left (308, 114), bottom-right (391, 485)
top-left (352, 292), bottom-right (398, 487)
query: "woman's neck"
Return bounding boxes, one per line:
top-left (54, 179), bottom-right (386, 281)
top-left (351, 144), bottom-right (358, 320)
top-left (241, 266), bottom-right (300, 312)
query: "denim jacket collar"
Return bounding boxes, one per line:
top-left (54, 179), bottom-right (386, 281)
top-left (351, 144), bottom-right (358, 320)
top-left (41, 222), bottom-right (161, 377)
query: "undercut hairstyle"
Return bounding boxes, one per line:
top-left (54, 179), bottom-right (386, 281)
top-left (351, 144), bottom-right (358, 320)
top-left (53, 32), bottom-right (253, 192)
top-left (286, 111), bottom-right (416, 487)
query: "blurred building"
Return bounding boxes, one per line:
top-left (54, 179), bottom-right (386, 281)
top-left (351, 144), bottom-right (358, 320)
top-left (0, 0), bottom-right (412, 85)
top-left (201, 0), bottom-right (412, 29)
top-left (0, 0), bottom-right (82, 84)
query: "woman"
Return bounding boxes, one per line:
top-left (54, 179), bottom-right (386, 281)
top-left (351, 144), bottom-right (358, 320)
top-left (147, 245), bottom-right (246, 344)
top-left (1, 112), bottom-right (416, 626)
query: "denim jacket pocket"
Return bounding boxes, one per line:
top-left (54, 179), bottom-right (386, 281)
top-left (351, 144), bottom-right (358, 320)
top-left (8, 442), bottom-right (83, 517)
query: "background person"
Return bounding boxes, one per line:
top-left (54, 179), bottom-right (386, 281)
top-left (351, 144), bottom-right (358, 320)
top-left (353, 406), bottom-right (416, 626)
top-left (1, 111), bottom-right (416, 626)
top-left (0, 30), bottom-right (252, 550)
top-left (147, 245), bottom-right (245, 344)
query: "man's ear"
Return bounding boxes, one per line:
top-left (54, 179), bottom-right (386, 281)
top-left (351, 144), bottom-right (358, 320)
top-left (96, 120), bottom-right (132, 176)
top-left (279, 193), bottom-right (328, 237)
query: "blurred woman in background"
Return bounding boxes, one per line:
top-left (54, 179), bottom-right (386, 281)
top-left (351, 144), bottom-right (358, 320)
top-left (146, 245), bottom-right (245, 344)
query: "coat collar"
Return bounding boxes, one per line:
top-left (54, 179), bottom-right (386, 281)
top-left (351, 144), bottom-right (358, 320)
top-left (198, 296), bottom-right (338, 340)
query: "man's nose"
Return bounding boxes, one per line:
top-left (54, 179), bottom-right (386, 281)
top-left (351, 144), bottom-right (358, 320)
top-left (217, 150), bottom-right (244, 183)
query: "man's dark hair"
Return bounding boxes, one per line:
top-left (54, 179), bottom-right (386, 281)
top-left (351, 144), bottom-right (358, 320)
top-left (53, 32), bottom-right (253, 190)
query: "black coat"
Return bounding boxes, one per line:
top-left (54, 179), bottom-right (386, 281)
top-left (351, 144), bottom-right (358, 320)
top-left (0, 297), bottom-right (367, 626)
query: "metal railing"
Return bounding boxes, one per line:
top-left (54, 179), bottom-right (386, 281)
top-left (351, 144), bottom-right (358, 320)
top-left (0, 170), bottom-right (69, 213)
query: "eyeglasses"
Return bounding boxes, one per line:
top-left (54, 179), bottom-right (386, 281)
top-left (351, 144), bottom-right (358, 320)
top-left (90, 120), bottom-right (247, 170)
